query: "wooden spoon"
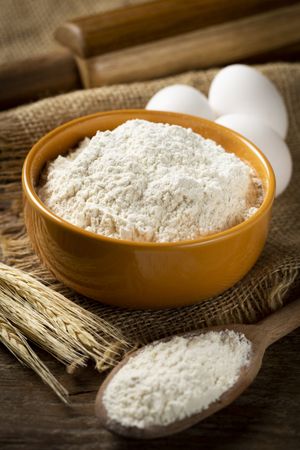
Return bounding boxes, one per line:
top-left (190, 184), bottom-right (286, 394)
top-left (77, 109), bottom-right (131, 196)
top-left (95, 298), bottom-right (300, 439)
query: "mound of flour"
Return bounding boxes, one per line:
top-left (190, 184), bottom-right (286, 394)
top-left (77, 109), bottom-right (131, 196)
top-left (103, 331), bottom-right (252, 429)
top-left (38, 119), bottom-right (261, 242)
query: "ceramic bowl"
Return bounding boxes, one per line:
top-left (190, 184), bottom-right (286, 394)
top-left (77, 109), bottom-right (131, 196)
top-left (22, 110), bottom-right (275, 309)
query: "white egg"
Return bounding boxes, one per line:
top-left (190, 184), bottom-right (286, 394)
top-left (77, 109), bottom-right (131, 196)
top-left (209, 64), bottom-right (288, 139)
top-left (146, 84), bottom-right (215, 120)
top-left (215, 114), bottom-right (292, 197)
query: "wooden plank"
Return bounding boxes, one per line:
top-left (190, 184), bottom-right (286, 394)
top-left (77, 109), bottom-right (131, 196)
top-left (55, 0), bottom-right (298, 58)
top-left (76, 4), bottom-right (300, 87)
top-left (0, 329), bottom-right (299, 449)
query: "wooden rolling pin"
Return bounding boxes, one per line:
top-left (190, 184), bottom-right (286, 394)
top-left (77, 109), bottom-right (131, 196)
top-left (55, 0), bottom-right (292, 58)
top-left (74, 4), bottom-right (300, 87)
top-left (1, 0), bottom-right (300, 109)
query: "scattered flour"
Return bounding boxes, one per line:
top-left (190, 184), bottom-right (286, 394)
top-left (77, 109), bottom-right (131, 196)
top-left (103, 331), bottom-right (252, 429)
top-left (38, 119), bottom-right (262, 242)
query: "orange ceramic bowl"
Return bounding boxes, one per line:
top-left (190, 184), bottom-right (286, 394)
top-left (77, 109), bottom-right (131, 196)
top-left (22, 110), bottom-right (275, 309)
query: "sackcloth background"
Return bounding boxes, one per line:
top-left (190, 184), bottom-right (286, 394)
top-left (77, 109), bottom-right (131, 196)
top-left (0, 0), bottom-right (299, 358)
top-left (0, 0), bottom-right (147, 64)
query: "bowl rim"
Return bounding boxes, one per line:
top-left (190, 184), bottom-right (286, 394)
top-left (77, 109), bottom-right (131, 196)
top-left (22, 109), bottom-right (275, 248)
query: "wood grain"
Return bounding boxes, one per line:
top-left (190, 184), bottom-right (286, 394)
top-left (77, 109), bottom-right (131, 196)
top-left (95, 299), bottom-right (300, 439)
top-left (0, 50), bottom-right (81, 111)
top-left (1, 1), bottom-right (300, 110)
top-left (55, 0), bottom-right (298, 58)
top-left (0, 329), bottom-right (299, 449)
top-left (77, 4), bottom-right (300, 87)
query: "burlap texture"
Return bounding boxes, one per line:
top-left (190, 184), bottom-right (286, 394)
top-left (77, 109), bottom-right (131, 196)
top-left (1, 63), bottom-right (299, 349)
top-left (0, 0), bottom-right (147, 64)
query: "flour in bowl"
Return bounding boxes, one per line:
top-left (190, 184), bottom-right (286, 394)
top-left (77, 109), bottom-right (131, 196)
top-left (38, 119), bottom-right (262, 242)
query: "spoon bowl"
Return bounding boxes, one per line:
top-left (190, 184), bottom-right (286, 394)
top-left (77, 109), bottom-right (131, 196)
top-left (95, 299), bottom-right (300, 439)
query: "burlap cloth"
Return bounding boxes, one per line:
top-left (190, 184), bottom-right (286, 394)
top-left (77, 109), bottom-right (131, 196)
top-left (0, 0), bottom-right (147, 64)
top-left (1, 63), bottom-right (300, 351)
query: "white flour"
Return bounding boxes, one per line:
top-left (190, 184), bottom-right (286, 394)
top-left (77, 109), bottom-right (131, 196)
top-left (38, 119), bottom-right (262, 242)
top-left (103, 331), bottom-right (252, 429)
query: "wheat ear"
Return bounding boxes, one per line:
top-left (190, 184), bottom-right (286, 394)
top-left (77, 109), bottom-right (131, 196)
top-left (0, 262), bottom-right (131, 371)
top-left (0, 312), bottom-right (69, 404)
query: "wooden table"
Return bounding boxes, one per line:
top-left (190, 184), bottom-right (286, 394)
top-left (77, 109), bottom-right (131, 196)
top-left (0, 328), bottom-right (299, 450)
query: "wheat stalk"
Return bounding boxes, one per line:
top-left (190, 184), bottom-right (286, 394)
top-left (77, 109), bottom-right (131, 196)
top-left (0, 288), bottom-right (85, 366)
top-left (0, 311), bottom-right (69, 404)
top-left (0, 263), bottom-right (131, 372)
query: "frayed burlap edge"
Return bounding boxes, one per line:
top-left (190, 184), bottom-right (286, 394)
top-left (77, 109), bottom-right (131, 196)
top-left (1, 63), bottom-right (300, 363)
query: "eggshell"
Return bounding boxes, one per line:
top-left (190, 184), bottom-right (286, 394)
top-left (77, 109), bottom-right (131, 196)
top-left (216, 114), bottom-right (292, 197)
top-left (209, 65), bottom-right (288, 138)
top-left (146, 84), bottom-right (215, 120)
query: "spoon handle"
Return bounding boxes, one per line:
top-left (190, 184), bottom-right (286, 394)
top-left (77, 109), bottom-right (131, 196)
top-left (257, 297), bottom-right (300, 348)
